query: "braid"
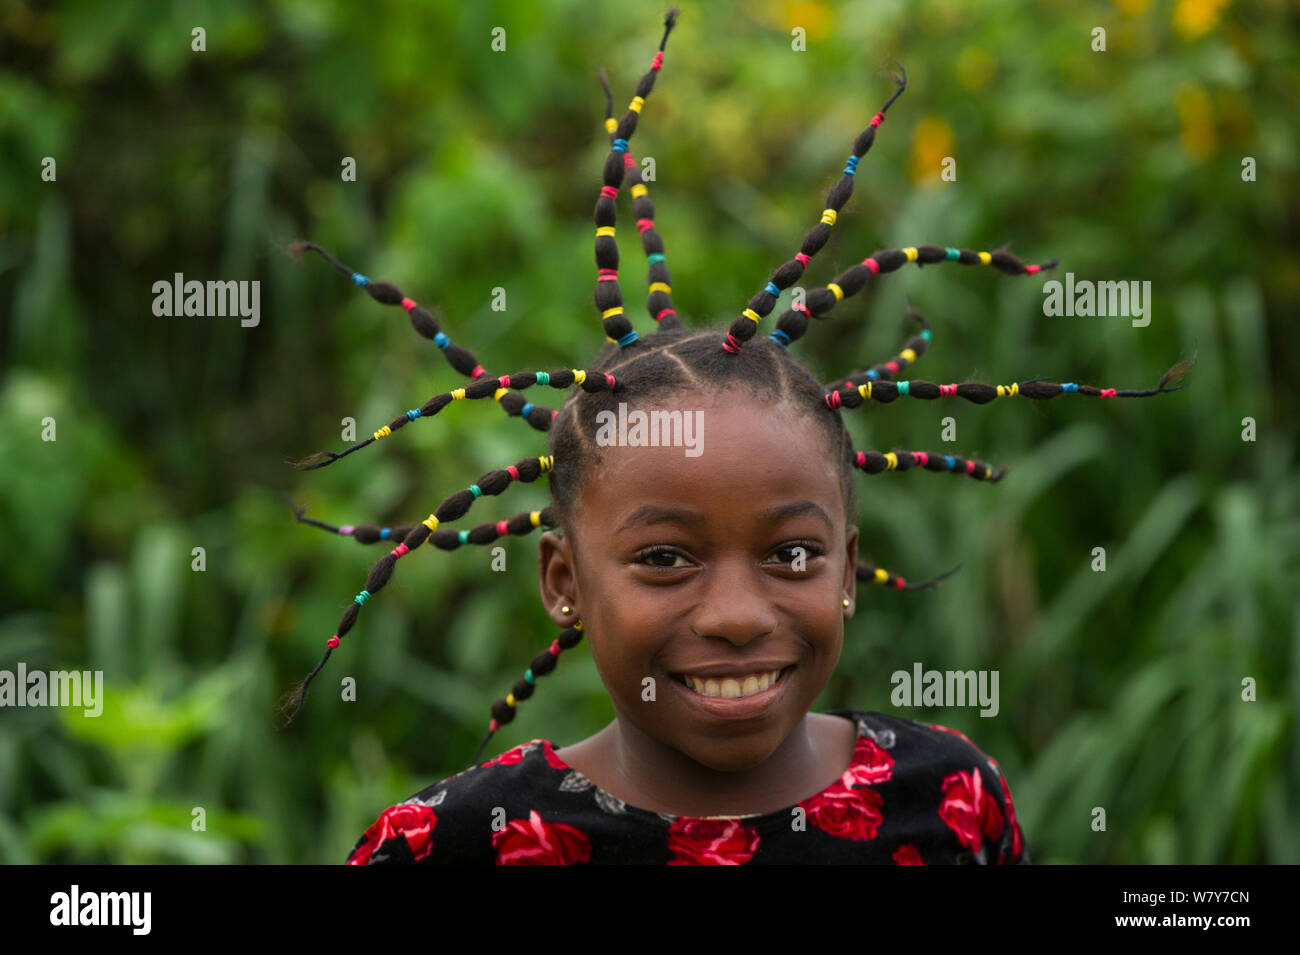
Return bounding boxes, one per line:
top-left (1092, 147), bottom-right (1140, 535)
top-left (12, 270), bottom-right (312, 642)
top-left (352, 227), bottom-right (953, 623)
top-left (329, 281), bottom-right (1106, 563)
top-left (771, 244), bottom-right (1057, 351)
top-left (598, 71), bottom-right (684, 333)
top-left (591, 7), bottom-right (681, 350)
top-left (279, 13), bottom-right (1192, 760)
top-left (725, 63), bottom-right (908, 354)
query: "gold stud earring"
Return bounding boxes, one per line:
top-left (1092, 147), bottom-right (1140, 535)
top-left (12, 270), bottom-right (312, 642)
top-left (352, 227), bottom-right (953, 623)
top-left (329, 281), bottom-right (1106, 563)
top-left (561, 605), bottom-right (571, 615)
top-left (842, 598), bottom-right (851, 608)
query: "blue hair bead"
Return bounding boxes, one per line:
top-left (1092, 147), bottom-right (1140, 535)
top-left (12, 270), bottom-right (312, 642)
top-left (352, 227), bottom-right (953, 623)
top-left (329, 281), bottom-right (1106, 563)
top-left (352, 273), bottom-right (370, 286)
top-left (617, 330), bottom-right (638, 347)
top-left (535, 371), bottom-right (549, 386)
top-left (867, 369), bottom-right (880, 380)
top-left (520, 402), bottom-right (535, 417)
top-left (611, 138), bottom-right (628, 153)
top-left (406, 408), bottom-right (421, 420)
top-left (1062, 382), bottom-right (1078, 393)
top-left (769, 329), bottom-right (791, 348)
top-left (379, 527), bottom-right (390, 540)
top-left (468, 484), bottom-right (482, 499)
top-left (944, 455), bottom-right (957, 471)
top-left (844, 155), bottom-right (860, 175)
top-left (764, 282), bottom-right (781, 297)
top-left (433, 331), bottom-right (450, 351)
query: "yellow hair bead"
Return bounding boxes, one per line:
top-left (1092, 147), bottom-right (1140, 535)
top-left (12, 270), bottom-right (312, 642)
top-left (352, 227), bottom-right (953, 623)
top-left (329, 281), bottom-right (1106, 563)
top-left (900, 348), bottom-right (917, 364)
top-left (494, 387), bottom-right (508, 402)
top-left (820, 208), bottom-right (837, 226)
top-left (539, 455), bottom-right (554, 472)
top-left (742, 308), bottom-right (761, 323)
top-left (984, 465), bottom-right (992, 478)
top-left (649, 282), bottom-right (671, 295)
top-left (978, 251), bottom-right (992, 265)
top-left (573, 369), bottom-right (586, 385)
top-left (996, 382), bottom-right (1020, 398)
top-left (859, 382), bottom-right (873, 400)
top-left (529, 510), bottom-right (542, 527)
top-left (884, 452), bottom-right (899, 470)
top-left (629, 96), bottom-right (645, 113)
top-left (506, 693), bottom-right (516, 707)
top-left (601, 306), bottom-right (624, 319)
top-left (573, 620), bottom-right (584, 631)
top-left (630, 184), bottom-right (648, 198)
top-left (604, 117), bottom-right (617, 133)
top-left (373, 425), bottom-right (392, 441)
top-left (422, 515), bottom-right (440, 533)
top-left (903, 247), bottom-right (918, 263)
top-left (596, 226), bottom-right (615, 238)
top-left (827, 283), bottom-right (844, 302)
top-left (874, 567), bottom-right (888, 583)
top-left (451, 387), bottom-right (466, 400)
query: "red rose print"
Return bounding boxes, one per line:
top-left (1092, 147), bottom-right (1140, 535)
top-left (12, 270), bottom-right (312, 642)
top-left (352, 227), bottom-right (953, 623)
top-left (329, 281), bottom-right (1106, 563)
top-left (492, 810), bottom-right (592, 865)
top-left (666, 817), bottom-right (761, 865)
top-left (540, 740), bottom-right (568, 770)
top-left (801, 780), bottom-right (884, 842)
top-left (842, 736), bottom-right (894, 787)
top-left (938, 767), bottom-right (1004, 854)
top-left (892, 843), bottom-right (923, 865)
top-left (481, 741), bottom-right (531, 768)
top-left (347, 803), bottom-right (438, 865)
top-left (1000, 775), bottom-right (1023, 862)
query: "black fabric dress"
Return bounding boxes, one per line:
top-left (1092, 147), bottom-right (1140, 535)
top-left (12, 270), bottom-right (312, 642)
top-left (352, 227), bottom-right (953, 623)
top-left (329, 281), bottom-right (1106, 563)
top-left (345, 709), bottom-right (1029, 865)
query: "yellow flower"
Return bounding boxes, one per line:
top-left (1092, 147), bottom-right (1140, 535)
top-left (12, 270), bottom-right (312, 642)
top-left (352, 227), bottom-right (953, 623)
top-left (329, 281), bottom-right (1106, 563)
top-left (1173, 0), bottom-right (1231, 39)
top-left (908, 116), bottom-right (955, 186)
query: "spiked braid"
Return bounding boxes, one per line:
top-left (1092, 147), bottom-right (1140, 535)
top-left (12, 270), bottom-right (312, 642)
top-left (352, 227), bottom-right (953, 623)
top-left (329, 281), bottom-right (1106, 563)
top-left (591, 8), bottom-right (680, 349)
top-left (280, 14), bottom-right (1192, 758)
top-left (771, 245), bottom-right (1058, 350)
top-left (724, 64), bottom-right (908, 354)
top-left (599, 71), bottom-right (684, 333)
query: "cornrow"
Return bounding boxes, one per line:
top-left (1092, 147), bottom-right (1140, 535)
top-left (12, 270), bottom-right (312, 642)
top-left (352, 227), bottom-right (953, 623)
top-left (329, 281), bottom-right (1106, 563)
top-left (725, 64), bottom-right (908, 354)
top-left (770, 244), bottom-right (1057, 351)
top-left (280, 12), bottom-right (1192, 758)
top-left (591, 7), bottom-right (680, 350)
top-left (289, 367), bottom-right (617, 471)
top-left (599, 71), bottom-right (684, 333)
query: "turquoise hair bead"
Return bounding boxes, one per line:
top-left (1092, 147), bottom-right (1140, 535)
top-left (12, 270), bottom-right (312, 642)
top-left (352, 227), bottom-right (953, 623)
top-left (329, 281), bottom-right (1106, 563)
top-left (535, 371), bottom-right (549, 386)
top-left (524, 669), bottom-right (535, 684)
top-left (897, 380), bottom-right (910, 397)
top-left (458, 530), bottom-right (470, 543)
top-left (468, 484), bottom-right (482, 498)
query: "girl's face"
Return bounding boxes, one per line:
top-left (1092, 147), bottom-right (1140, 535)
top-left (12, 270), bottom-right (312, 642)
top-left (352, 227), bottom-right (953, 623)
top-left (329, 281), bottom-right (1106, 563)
top-left (539, 389), bottom-right (858, 773)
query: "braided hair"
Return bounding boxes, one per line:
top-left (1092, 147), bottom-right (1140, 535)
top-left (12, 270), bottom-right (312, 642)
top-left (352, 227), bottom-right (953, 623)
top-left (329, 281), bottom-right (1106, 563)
top-left (276, 8), bottom-right (1194, 768)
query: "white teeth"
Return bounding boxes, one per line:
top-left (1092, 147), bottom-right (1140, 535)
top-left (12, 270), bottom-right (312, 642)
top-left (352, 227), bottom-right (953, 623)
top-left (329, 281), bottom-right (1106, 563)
top-left (682, 669), bottom-right (783, 698)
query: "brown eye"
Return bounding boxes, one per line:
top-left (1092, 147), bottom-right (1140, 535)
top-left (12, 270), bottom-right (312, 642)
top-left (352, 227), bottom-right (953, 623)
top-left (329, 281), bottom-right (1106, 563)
top-left (769, 541), bottom-right (824, 565)
top-left (634, 547), bottom-right (689, 569)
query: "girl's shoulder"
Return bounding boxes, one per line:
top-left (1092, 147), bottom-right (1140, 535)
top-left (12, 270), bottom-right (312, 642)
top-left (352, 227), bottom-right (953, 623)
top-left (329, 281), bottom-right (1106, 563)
top-left (344, 738), bottom-right (573, 865)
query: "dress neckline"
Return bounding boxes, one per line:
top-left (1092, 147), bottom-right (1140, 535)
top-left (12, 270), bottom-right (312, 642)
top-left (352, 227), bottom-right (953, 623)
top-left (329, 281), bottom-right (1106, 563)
top-left (525, 709), bottom-right (874, 832)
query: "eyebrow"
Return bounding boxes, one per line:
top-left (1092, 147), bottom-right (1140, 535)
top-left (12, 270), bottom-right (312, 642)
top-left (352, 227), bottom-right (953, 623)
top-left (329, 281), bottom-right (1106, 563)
top-left (616, 500), bottom-right (833, 534)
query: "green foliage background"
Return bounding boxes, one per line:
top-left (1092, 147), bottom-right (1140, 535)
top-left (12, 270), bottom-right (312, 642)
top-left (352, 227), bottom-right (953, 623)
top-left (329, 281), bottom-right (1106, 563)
top-left (1, 0), bottom-right (1297, 864)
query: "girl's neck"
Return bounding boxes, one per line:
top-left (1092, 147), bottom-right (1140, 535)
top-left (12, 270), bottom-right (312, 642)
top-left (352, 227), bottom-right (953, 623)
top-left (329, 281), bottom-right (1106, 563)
top-left (556, 712), bottom-right (857, 817)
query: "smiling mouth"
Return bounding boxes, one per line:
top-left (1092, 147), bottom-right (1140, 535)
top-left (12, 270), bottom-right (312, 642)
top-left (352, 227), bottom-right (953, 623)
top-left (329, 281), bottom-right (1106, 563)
top-left (673, 667), bottom-right (792, 699)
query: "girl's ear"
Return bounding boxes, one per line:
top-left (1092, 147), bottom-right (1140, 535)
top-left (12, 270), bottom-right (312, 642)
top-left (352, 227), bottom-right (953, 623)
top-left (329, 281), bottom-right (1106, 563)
top-left (538, 529), bottom-right (580, 627)
top-left (842, 523), bottom-right (859, 615)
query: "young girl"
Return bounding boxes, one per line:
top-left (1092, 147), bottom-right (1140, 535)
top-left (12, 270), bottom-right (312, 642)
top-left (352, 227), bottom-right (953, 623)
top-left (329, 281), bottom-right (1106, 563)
top-left (280, 9), bottom-right (1188, 864)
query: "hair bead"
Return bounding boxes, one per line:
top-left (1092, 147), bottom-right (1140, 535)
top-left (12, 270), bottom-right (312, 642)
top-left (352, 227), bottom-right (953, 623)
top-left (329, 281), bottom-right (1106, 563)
top-left (978, 251), bottom-right (992, 265)
top-left (631, 184), bottom-right (648, 198)
top-left (821, 208), bottom-right (838, 226)
top-left (827, 283), bottom-right (844, 301)
top-left (611, 138), bottom-right (629, 152)
top-left (649, 282), bottom-right (671, 295)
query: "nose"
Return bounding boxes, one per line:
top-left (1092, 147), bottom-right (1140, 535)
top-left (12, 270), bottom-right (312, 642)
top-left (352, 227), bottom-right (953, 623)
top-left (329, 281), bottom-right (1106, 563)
top-left (687, 558), bottom-right (779, 646)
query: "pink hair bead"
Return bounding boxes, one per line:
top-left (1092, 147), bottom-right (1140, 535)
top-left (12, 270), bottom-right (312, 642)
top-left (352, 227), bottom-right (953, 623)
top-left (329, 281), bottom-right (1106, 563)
top-left (401, 297), bottom-right (417, 312)
top-left (506, 465), bottom-right (520, 481)
top-left (496, 520), bottom-right (509, 536)
top-left (338, 525), bottom-right (355, 535)
top-left (327, 635), bottom-right (341, 649)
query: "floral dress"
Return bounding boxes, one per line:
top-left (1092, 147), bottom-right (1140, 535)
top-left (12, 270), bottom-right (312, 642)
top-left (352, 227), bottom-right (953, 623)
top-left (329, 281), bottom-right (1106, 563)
top-left (345, 709), bottom-right (1028, 865)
